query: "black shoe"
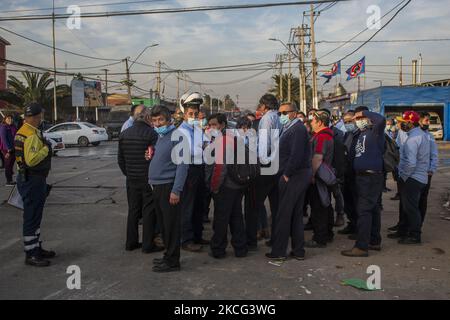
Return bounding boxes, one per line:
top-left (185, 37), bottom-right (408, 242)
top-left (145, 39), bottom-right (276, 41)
top-left (194, 239), bottom-right (211, 245)
top-left (304, 240), bottom-right (326, 248)
top-left (398, 237), bottom-right (421, 245)
top-left (39, 248), bottom-right (56, 259)
top-left (388, 225), bottom-right (399, 232)
top-left (289, 252), bottom-right (305, 261)
top-left (142, 246), bottom-right (164, 254)
top-left (338, 225), bottom-right (355, 235)
top-left (153, 257), bottom-right (165, 265)
top-left (348, 234), bottom-right (357, 240)
top-left (25, 255), bottom-right (51, 267)
top-left (209, 251), bottom-right (226, 259)
top-left (125, 243), bottom-right (142, 251)
top-left (387, 232), bottom-right (406, 240)
top-left (152, 262), bottom-right (180, 273)
top-left (265, 253), bottom-right (287, 261)
top-left (391, 194), bottom-right (400, 201)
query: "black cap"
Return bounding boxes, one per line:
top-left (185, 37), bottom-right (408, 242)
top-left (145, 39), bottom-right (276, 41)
top-left (24, 103), bottom-right (43, 117)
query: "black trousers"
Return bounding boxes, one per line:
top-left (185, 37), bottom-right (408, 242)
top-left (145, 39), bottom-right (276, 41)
top-left (211, 186), bottom-right (247, 256)
top-left (271, 169), bottom-right (311, 257)
top-left (355, 173), bottom-right (384, 250)
top-left (181, 165), bottom-right (204, 244)
top-left (398, 178), bottom-right (427, 240)
top-left (343, 174), bottom-right (358, 231)
top-left (153, 183), bottom-right (181, 266)
top-left (193, 168), bottom-right (208, 241)
top-left (126, 180), bottom-right (156, 251)
top-left (310, 184), bottom-right (334, 245)
top-left (246, 174), bottom-right (279, 247)
top-left (419, 175), bottom-right (432, 225)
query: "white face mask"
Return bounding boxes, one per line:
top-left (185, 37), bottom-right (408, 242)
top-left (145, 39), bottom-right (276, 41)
top-left (308, 115), bottom-right (314, 121)
top-left (356, 119), bottom-right (369, 130)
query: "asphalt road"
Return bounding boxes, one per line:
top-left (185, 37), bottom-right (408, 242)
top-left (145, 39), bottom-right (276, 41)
top-left (0, 141), bottom-right (449, 300)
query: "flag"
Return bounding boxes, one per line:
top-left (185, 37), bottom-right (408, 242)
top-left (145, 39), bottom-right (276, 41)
top-left (346, 57), bottom-right (365, 81)
top-left (321, 61), bottom-right (341, 84)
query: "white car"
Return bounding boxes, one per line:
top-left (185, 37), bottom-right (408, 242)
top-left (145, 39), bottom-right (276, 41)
top-left (43, 131), bottom-right (65, 154)
top-left (45, 122), bottom-right (108, 147)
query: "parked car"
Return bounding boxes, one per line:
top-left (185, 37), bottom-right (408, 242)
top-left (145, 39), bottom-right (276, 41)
top-left (45, 122), bottom-right (108, 147)
top-left (429, 112), bottom-right (443, 140)
top-left (43, 131), bottom-right (65, 155)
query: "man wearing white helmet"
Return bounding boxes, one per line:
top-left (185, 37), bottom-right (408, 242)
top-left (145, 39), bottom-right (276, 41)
top-left (177, 92), bottom-right (210, 252)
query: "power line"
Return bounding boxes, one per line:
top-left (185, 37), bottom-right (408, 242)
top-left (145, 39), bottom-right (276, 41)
top-left (318, 0), bottom-right (408, 61)
top-left (317, 38), bottom-right (450, 44)
top-left (0, 1), bottom-right (353, 22)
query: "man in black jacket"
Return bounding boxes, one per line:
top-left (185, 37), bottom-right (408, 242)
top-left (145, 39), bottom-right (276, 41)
top-left (118, 108), bottom-right (161, 253)
top-left (266, 102), bottom-right (312, 260)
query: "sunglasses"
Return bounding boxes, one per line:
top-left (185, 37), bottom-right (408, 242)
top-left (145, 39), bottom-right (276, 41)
top-left (278, 110), bottom-right (295, 116)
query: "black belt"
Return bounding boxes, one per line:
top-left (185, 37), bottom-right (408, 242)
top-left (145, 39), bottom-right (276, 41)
top-left (356, 170), bottom-right (383, 176)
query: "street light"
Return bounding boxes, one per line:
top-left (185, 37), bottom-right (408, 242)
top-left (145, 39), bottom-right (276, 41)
top-left (129, 43), bottom-right (159, 70)
top-left (373, 80), bottom-right (383, 87)
top-left (268, 38), bottom-right (297, 57)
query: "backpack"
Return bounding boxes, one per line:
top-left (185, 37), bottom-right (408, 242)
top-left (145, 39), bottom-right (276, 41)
top-left (226, 136), bottom-right (260, 186)
top-left (383, 133), bottom-right (400, 172)
top-left (323, 129), bottom-right (347, 180)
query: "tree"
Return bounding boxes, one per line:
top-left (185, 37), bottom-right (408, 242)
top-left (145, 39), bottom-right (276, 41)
top-left (0, 71), bottom-right (70, 119)
top-left (270, 74), bottom-right (319, 110)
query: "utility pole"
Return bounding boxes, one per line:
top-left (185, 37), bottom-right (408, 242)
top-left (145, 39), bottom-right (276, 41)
top-left (124, 58), bottom-right (132, 104)
top-left (398, 56), bottom-right (403, 87)
top-left (278, 54), bottom-right (283, 101)
top-left (419, 53), bottom-right (423, 84)
top-left (297, 26), bottom-right (307, 114)
top-left (310, 4), bottom-right (319, 110)
top-left (102, 69), bottom-right (109, 107)
top-left (177, 71), bottom-right (180, 103)
top-left (184, 73), bottom-right (187, 92)
top-left (288, 45), bottom-right (292, 103)
top-left (156, 61), bottom-right (161, 99)
top-left (52, 0), bottom-right (58, 123)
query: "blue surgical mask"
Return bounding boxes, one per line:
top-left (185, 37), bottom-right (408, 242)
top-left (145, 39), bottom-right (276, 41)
top-left (187, 118), bottom-right (200, 127)
top-left (154, 125), bottom-right (172, 136)
top-left (344, 123), bottom-right (356, 132)
top-left (201, 119), bottom-right (207, 128)
top-left (280, 114), bottom-right (291, 126)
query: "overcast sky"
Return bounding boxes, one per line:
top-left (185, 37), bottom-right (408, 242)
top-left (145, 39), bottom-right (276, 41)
top-left (2, 0), bottom-right (450, 108)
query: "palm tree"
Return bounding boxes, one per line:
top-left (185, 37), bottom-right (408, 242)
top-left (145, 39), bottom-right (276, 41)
top-left (0, 71), bottom-right (70, 118)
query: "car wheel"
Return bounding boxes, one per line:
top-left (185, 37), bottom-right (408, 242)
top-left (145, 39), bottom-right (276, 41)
top-left (78, 136), bottom-right (89, 147)
top-left (92, 142), bottom-right (100, 146)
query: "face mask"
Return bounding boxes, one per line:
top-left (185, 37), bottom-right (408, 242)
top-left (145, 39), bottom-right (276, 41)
top-left (308, 115), bottom-right (314, 121)
top-left (201, 119), bottom-right (207, 128)
top-left (344, 123), bottom-right (356, 132)
top-left (280, 114), bottom-right (291, 126)
top-left (155, 125), bottom-right (170, 136)
top-left (355, 119), bottom-right (369, 130)
top-left (187, 118), bottom-right (199, 127)
top-left (421, 124), bottom-right (429, 131)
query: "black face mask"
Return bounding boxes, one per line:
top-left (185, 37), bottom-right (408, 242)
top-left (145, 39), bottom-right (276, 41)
top-left (401, 123), bottom-right (412, 132)
top-left (421, 125), bottom-right (430, 131)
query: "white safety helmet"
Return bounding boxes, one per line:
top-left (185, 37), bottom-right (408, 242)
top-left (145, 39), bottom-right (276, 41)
top-left (179, 92), bottom-right (203, 113)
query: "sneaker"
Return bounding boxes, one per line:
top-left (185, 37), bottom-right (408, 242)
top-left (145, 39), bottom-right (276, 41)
top-left (304, 240), bottom-right (326, 248)
top-left (341, 247), bottom-right (369, 257)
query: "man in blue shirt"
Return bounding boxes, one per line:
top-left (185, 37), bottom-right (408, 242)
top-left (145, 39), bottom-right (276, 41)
top-left (342, 107), bottom-right (385, 257)
top-left (388, 111), bottom-right (430, 245)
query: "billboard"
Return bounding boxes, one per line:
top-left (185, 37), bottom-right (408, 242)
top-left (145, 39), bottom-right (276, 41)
top-left (71, 79), bottom-right (103, 107)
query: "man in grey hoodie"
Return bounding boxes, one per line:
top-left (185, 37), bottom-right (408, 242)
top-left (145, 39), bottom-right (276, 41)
top-left (148, 105), bottom-right (189, 272)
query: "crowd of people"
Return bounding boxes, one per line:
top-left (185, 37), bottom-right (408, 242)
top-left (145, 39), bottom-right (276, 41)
top-left (116, 92), bottom-right (438, 272)
top-left (2, 92), bottom-right (438, 269)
